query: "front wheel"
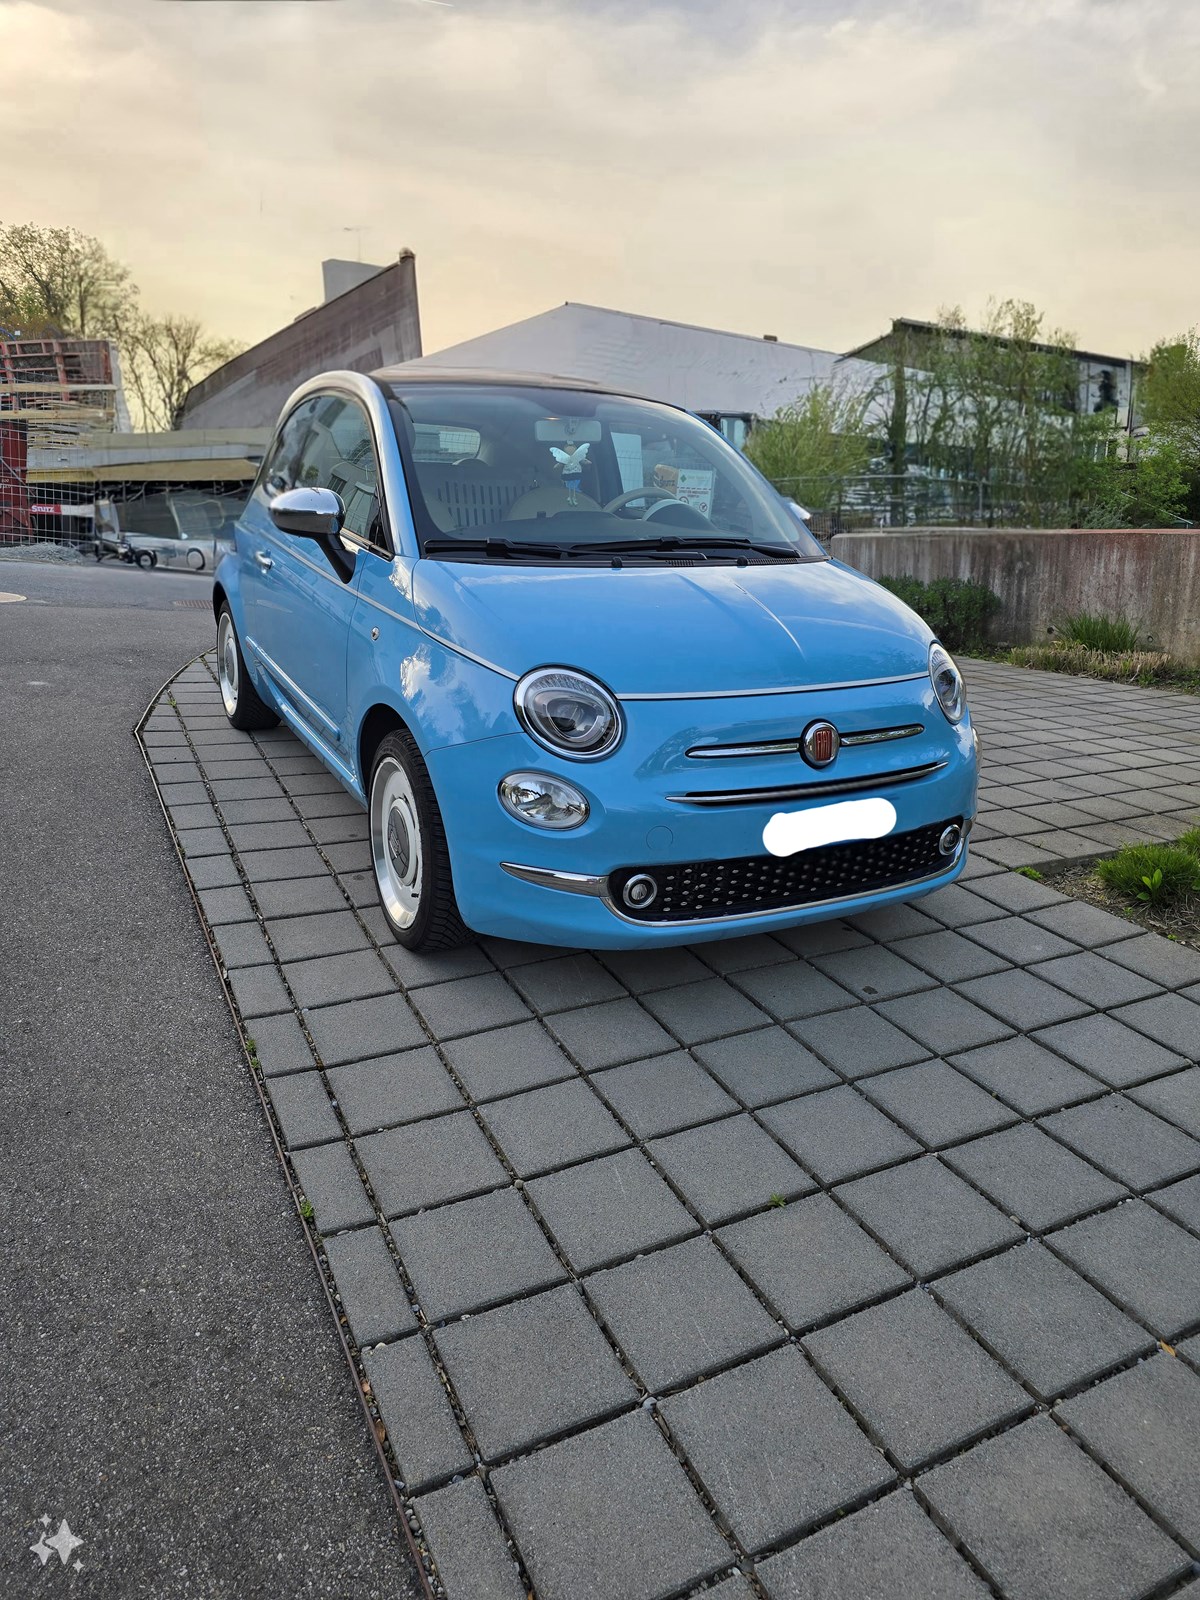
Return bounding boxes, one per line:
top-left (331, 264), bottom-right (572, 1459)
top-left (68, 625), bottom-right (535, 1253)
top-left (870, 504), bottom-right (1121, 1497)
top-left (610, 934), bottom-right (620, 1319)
top-left (216, 603), bottom-right (279, 731)
top-left (369, 730), bottom-right (469, 951)
top-left (136, 550), bottom-right (155, 569)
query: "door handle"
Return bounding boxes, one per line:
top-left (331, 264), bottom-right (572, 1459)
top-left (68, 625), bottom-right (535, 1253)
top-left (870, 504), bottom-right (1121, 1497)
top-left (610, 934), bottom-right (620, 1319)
top-left (254, 550), bottom-right (274, 571)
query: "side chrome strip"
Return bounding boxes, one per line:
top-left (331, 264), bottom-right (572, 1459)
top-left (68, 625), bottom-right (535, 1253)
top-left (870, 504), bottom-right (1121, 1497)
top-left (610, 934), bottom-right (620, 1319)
top-left (666, 760), bottom-right (948, 807)
top-left (500, 862), bottom-right (607, 896)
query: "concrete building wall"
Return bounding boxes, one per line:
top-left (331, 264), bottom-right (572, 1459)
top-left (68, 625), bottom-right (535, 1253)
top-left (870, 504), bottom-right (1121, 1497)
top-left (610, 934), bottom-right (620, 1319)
top-left (183, 252), bottom-right (421, 431)
top-left (832, 526), bottom-right (1200, 665)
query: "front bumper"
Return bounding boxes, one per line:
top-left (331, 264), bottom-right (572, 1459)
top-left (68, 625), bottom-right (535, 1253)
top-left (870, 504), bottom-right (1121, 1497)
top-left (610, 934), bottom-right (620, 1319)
top-left (427, 677), bottom-right (979, 950)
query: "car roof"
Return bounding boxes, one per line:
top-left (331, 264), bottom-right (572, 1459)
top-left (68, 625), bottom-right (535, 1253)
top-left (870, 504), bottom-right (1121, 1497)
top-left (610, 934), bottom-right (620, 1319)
top-left (371, 364), bottom-right (651, 401)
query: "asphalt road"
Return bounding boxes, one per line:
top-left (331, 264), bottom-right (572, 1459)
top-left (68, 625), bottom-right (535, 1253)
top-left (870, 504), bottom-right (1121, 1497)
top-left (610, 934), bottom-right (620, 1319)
top-left (0, 560), bottom-right (421, 1599)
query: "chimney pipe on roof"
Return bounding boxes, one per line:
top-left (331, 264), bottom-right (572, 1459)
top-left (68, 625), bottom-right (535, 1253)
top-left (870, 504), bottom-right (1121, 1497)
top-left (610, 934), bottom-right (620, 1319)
top-left (762, 334), bottom-right (778, 342)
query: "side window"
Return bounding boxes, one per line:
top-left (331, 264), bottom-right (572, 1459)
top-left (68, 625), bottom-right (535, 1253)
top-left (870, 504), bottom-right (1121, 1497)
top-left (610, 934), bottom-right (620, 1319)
top-left (261, 399), bottom-right (319, 497)
top-left (294, 395), bottom-right (388, 551)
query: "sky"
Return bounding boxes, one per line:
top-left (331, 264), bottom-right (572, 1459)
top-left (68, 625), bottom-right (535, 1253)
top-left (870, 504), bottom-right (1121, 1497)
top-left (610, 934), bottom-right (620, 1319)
top-left (3, 0), bottom-right (1198, 361)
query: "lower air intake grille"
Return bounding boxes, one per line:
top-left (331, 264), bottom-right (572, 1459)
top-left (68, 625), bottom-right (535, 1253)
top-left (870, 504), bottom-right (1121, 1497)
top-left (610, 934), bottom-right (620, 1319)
top-left (609, 819), bottom-right (958, 923)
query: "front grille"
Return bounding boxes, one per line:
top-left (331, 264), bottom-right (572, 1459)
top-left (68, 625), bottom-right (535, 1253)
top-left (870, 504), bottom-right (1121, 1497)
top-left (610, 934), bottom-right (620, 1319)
top-left (609, 818), bottom-right (958, 922)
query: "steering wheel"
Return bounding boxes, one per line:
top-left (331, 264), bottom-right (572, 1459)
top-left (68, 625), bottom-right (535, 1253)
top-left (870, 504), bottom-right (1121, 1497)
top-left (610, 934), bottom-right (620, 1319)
top-left (603, 487), bottom-right (683, 517)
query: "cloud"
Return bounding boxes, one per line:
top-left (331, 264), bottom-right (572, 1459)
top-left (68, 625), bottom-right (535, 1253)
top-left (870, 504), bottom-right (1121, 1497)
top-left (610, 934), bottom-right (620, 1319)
top-left (2, 0), bottom-right (1198, 359)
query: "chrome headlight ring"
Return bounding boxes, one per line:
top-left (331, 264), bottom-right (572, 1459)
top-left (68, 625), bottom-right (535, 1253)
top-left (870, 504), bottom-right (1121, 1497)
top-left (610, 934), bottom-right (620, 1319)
top-left (514, 666), bottom-right (624, 761)
top-left (929, 642), bottom-right (966, 725)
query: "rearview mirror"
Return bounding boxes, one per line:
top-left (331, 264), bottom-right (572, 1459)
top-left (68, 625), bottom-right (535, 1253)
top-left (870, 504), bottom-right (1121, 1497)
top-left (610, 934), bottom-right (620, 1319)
top-left (269, 486), bottom-right (344, 539)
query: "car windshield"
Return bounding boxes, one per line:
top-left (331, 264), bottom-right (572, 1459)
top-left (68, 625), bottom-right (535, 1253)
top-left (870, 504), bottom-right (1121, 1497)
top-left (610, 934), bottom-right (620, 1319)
top-left (383, 381), bottom-right (826, 563)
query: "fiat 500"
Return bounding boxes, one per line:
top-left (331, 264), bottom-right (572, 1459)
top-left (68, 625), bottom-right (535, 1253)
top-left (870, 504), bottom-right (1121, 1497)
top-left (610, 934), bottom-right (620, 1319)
top-left (213, 368), bottom-right (977, 951)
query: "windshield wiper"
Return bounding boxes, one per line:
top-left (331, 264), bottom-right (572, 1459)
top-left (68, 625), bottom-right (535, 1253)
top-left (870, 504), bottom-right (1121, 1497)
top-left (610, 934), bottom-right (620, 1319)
top-left (566, 535), bottom-right (801, 560)
top-left (421, 536), bottom-right (571, 559)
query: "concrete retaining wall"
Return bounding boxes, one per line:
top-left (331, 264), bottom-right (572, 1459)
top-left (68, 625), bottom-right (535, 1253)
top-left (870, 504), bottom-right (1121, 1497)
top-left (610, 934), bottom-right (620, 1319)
top-left (831, 526), bottom-right (1200, 664)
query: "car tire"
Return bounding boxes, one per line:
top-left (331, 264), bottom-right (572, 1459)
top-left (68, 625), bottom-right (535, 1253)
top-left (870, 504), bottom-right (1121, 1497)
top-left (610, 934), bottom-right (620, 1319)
top-left (136, 550), bottom-right (155, 569)
top-left (216, 602), bottom-right (279, 732)
top-left (369, 729), bottom-right (470, 952)
top-left (187, 549), bottom-right (205, 572)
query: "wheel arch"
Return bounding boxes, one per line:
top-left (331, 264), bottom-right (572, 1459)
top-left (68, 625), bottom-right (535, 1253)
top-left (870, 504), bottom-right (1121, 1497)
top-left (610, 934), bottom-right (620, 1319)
top-left (358, 702), bottom-right (417, 793)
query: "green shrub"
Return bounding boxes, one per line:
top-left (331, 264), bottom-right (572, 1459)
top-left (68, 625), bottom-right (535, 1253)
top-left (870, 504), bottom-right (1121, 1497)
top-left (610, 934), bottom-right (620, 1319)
top-left (877, 575), bottom-right (1001, 652)
top-left (1096, 843), bottom-right (1200, 906)
top-left (1056, 612), bottom-right (1143, 652)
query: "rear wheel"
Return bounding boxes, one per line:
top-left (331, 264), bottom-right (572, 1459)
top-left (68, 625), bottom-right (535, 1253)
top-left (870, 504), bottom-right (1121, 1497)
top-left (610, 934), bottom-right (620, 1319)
top-left (136, 550), bottom-right (155, 569)
top-left (216, 603), bottom-right (279, 731)
top-left (369, 729), bottom-right (469, 951)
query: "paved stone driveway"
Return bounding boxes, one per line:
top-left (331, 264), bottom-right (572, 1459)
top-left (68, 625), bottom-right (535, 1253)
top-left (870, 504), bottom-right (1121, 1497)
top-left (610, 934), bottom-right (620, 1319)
top-left (142, 657), bottom-right (1200, 1600)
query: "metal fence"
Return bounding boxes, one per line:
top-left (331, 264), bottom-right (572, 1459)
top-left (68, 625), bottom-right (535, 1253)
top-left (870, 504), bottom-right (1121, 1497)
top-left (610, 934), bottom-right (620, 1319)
top-left (770, 472), bottom-right (1058, 541)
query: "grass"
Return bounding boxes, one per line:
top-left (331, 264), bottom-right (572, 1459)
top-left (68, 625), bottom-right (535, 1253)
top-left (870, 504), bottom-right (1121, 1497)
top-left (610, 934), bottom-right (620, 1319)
top-left (1001, 641), bottom-right (1200, 690)
top-left (1055, 611), bottom-right (1144, 652)
top-left (299, 1197), bottom-right (315, 1224)
top-left (1096, 840), bottom-right (1200, 908)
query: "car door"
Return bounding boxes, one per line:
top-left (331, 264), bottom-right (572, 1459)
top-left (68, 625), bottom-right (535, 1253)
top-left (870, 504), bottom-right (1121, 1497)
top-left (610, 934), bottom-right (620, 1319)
top-left (244, 392), bottom-right (386, 772)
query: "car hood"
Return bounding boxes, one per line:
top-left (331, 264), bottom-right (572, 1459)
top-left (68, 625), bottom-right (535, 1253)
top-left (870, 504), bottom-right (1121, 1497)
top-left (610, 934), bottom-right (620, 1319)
top-left (412, 557), bottom-right (934, 697)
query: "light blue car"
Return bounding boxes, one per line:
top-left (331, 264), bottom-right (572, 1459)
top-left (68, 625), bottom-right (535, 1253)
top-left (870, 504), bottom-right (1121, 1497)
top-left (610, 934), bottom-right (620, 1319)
top-left (213, 368), bottom-right (978, 951)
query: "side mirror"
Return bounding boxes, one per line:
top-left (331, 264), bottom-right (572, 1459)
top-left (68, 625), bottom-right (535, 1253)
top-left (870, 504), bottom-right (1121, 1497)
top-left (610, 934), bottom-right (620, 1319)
top-left (269, 486), bottom-right (344, 539)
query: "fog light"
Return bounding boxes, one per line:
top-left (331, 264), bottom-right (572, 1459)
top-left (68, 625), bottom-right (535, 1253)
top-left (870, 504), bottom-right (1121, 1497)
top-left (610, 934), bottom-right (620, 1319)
top-left (938, 823), bottom-right (963, 856)
top-left (498, 771), bottom-right (589, 830)
top-left (622, 874), bottom-right (658, 909)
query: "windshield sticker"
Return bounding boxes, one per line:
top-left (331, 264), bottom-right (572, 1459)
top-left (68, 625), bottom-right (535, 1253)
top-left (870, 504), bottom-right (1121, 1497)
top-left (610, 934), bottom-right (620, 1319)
top-left (762, 797), bottom-right (897, 858)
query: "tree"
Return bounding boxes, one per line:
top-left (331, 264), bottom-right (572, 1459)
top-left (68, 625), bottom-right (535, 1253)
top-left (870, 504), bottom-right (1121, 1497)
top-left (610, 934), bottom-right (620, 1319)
top-left (0, 222), bottom-right (136, 337)
top-left (1136, 331), bottom-right (1200, 520)
top-left (120, 313), bottom-right (242, 431)
top-left (744, 381), bottom-right (874, 508)
top-left (1079, 431), bottom-right (1190, 528)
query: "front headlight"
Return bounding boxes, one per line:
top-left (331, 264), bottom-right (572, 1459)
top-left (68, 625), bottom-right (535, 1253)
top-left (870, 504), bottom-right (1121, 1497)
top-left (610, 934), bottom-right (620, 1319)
top-left (499, 771), bottom-right (590, 830)
top-left (929, 642), bottom-right (966, 724)
top-left (514, 667), bottom-right (624, 760)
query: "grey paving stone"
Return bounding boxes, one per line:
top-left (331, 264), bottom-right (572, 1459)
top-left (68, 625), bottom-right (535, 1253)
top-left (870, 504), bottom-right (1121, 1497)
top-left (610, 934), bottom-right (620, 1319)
top-left (718, 1193), bottom-right (910, 1330)
top-left (158, 779), bottom-right (209, 806)
top-left (253, 874), bottom-right (349, 919)
top-left (327, 1048), bottom-right (465, 1134)
top-left (1102, 932), bottom-right (1200, 989)
top-left (890, 928), bottom-right (1011, 983)
top-left (527, 1148), bottom-right (698, 1272)
top-left (208, 775), bottom-right (282, 803)
top-left (876, 988), bottom-right (1013, 1055)
top-left (197, 883), bottom-right (257, 925)
top-left (306, 991), bottom-right (426, 1065)
top-left (239, 844), bottom-right (329, 883)
top-left (185, 853), bottom-right (242, 890)
top-left (378, 936), bottom-right (495, 988)
top-left (850, 903), bottom-right (942, 940)
top-left (409, 973), bottom-right (532, 1040)
top-left (661, 1345), bottom-right (894, 1551)
top-left (773, 918), bottom-right (871, 958)
top-left (1032, 1013), bottom-right (1186, 1088)
top-left (217, 796), bottom-right (296, 825)
top-left (944, 1123), bottom-right (1127, 1232)
top-left (284, 949), bottom-right (397, 1009)
top-left (591, 1051), bottom-right (739, 1138)
top-left (600, 947), bottom-right (712, 993)
top-left (1027, 900), bottom-right (1140, 946)
top-left (761, 1085), bottom-right (922, 1183)
top-left (955, 968), bottom-right (1091, 1030)
top-left (322, 1225), bottom-right (417, 1346)
top-left (585, 1235), bottom-right (783, 1391)
top-left (246, 1010), bottom-right (316, 1077)
top-left (812, 944), bottom-right (938, 1002)
top-left (290, 1141), bottom-right (374, 1232)
top-left (413, 1475), bottom-right (525, 1600)
top-left (481, 936), bottom-right (577, 968)
top-left (227, 961), bottom-right (292, 1019)
top-left (323, 840), bottom-right (372, 875)
top-left (640, 977), bottom-right (770, 1043)
top-left (648, 1113), bottom-right (816, 1224)
top-left (859, 1060), bottom-right (1018, 1147)
top-left (1040, 1095), bottom-right (1200, 1189)
top-left (507, 953), bottom-right (626, 1013)
top-left (491, 1410), bottom-right (728, 1600)
top-left (919, 1414), bottom-right (1187, 1600)
top-left (787, 1006), bottom-right (931, 1079)
top-left (967, 869), bottom-right (1066, 912)
top-left (392, 1186), bottom-right (565, 1320)
top-left (1147, 1173), bottom-right (1200, 1232)
top-left (839, 1154), bottom-right (1022, 1276)
top-left (1029, 951), bottom-right (1163, 1010)
top-left (1112, 992), bottom-right (1200, 1062)
top-left (212, 918), bottom-right (273, 970)
top-left (755, 1488), bottom-right (988, 1600)
top-left (480, 1077), bottom-right (629, 1176)
top-left (545, 997), bottom-right (677, 1070)
top-left (363, 1336), bottom-right (471, 1494)
top-left (169, 799), bottom-right (219, 830)
top-left (307, 811), bottom-right (369, 845)
top-left (805, 1289), bottom-right (1029, 1470)
top-left (264, 1069), bottom-right (341, 1149)
top-left (938, 1240), bottom-right (1152, 1399)
top-left (335, 869), bottom-right (380, 909)
top-left (435, 1283), bottom-right (634, 1460)
top-left (693, 1027), bottom-right (839, 1106)
top-left (728, 961), bottom-right (858, 1021)
top-left (1062, 1355), bottom-right (1200, 1549)
top-left (227, 820), bottom-right (311, 853)
top-left (1050, 1200), bottom-right (1200, 1338)
top-left (949, 1036), bottom-right (1098, 1116)
top-left (917, 883), bottom-right (1008, 928)
top-left (442, 1021), bottom-right (577, 1100)
top-left (358, 1111), bottom-right (508, 1218)
top-left (693, 932), bottom-right (796, 972)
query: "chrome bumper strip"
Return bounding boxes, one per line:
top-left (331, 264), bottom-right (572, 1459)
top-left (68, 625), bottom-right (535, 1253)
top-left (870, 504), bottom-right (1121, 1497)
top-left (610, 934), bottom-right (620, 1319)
top-left (666, 760), bottom-right (947, 807)
top-left (687, 723), bottom-right (924, 760)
